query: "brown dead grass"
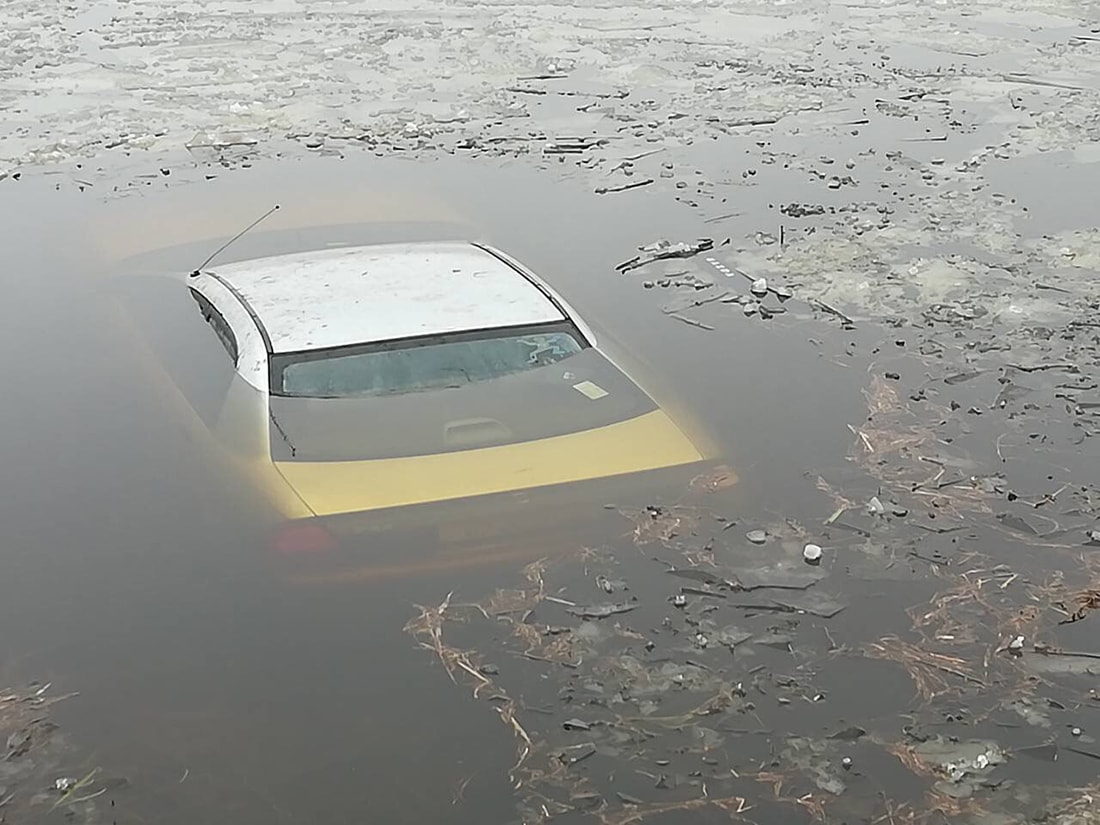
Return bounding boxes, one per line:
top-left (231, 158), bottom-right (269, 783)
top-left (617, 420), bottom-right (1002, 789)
top-left (689, 463), bottom-right (740, 494)
top-left (847, 374), bottom-right (998, 521)
top-left (1047, 783), bottom-right (1100, 825)
top-left (1048, 555), bottom-right (1100, 625)
top-left (619, 503), bottom-right (709, 548)
top-left (598, 794), bottom-right (754, 825)
top-left (864, 636), bottom-right (983, 699)
top-left (405, 559), bottom-right (764, 825)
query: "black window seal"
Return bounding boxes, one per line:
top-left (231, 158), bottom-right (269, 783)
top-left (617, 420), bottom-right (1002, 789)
top-left (204, 272), bottom-right (274, 354)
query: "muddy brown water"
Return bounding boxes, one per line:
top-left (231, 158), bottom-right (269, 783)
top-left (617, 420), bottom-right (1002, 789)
top-left (0, 154), bottom-right (1097, 824)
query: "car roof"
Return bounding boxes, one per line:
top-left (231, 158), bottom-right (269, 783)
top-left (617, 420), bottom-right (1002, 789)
top-left (205, 242), bottom-right (566, 353)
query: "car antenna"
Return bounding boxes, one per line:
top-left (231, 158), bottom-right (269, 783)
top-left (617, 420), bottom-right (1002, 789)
top-left (190, 204), bottom-right (280, 277)
top-left (269, 409), bottom-right (296, 457)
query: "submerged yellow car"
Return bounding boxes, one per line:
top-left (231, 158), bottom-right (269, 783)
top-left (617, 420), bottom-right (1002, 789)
top-left (114, 240), bottom-right (722, 579)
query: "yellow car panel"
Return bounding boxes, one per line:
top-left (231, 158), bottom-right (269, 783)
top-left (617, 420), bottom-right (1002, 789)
top-left (272, 409), bottom-right (704, 517)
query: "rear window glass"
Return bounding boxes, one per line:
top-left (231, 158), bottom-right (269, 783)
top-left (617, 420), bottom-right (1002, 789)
top-left (267, 338), bottom-right (657, 462)
top-left (272, 326), bottom-right (584, 398)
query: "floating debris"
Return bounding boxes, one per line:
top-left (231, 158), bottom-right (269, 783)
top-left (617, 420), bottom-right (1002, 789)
top-left (715, 625), bottom-right (753, 647)
top-left (406, 438), bottom-right (1100, 825)
top-left (0, 686), bottom-right (115, 822)
top-left (769, 590), bottom-right (847, 618)
top-left (729, 562), bottom-right (827, 591)
top-left (909, 737), bottom-right (1007, 799)
top-left (566, 602), bottom-right (638, 619)
top-left (616, 238), bottom-right (714, 273)
top-left (829, 726), bottom-right (866, 741)
top-left (596, 178), bottom-right (654, 195)
top-left (1023, 650), bottom-right (1100, 676)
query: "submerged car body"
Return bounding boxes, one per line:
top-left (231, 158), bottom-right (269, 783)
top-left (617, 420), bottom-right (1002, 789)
top-left (113, 240), bottom-right (722, 577)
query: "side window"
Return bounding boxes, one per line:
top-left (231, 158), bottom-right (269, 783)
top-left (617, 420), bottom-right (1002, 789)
top-left (191, 290), bottom-right (239, 366)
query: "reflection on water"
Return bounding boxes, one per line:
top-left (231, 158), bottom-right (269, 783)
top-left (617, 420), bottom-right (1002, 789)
top-left (0, 153), bottom-right (868, 823)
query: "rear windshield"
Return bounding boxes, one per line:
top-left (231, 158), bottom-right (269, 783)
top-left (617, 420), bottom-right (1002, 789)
top-left (272, 325), bottom-right (584, 398)
top-left (268, 327), bottom-right (656, 462)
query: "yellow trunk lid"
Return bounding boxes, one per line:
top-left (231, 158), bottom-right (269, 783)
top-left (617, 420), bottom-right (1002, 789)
top-left (272, 409), bottom-right (704, 516)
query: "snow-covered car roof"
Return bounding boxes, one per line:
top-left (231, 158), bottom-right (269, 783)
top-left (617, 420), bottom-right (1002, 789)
top-left (206, 242), bottom-right (566, 353)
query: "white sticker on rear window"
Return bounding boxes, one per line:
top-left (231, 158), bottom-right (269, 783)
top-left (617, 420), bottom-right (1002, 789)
top-left (573, 380), bottom-right (609, 400)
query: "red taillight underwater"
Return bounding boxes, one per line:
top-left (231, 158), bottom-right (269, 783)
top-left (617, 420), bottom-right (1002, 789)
top-left (272, 520), bottom-right (338, 556)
